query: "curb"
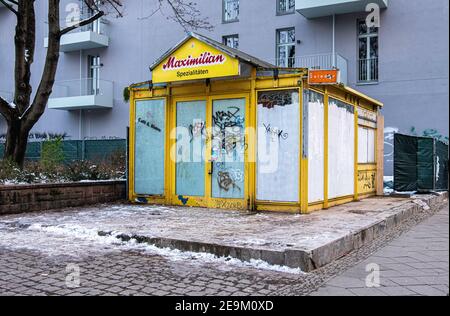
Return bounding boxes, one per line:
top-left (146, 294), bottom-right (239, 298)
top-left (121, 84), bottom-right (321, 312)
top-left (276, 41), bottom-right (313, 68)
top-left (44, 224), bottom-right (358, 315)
top-left (106, 192), bottom-right (448, 272)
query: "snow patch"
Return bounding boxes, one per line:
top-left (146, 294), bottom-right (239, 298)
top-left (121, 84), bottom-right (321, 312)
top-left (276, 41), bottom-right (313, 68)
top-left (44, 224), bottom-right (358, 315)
top-left (22, 222), bottom-right (304, 274)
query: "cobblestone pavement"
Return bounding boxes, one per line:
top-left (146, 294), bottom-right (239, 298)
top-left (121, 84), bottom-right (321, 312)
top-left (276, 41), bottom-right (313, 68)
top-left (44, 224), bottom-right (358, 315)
top-left (0, 204), bottom-right (448, 296)
top-left (311, 206), bottom-right (449, 296)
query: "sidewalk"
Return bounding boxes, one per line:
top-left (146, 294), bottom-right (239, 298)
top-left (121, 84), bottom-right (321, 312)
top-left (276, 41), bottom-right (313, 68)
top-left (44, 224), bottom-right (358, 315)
top-left (311, 205), bottom-right (449, 296)
top-left (1, 192), bottom-right (445, 272)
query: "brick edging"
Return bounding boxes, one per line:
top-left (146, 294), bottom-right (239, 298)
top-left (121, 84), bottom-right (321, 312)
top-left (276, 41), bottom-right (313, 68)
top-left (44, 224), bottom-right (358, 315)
top-left (0, 180), bottom-right (127, 216)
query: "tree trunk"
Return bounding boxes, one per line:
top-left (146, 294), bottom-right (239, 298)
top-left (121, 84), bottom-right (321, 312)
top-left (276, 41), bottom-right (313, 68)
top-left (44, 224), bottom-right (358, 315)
top-left (4, 119), bottom-right (30, 167)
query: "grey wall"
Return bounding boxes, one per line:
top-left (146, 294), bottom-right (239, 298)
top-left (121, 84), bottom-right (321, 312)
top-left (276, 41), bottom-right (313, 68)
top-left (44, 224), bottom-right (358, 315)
top-left (0, 0), bottom-right (448, 176)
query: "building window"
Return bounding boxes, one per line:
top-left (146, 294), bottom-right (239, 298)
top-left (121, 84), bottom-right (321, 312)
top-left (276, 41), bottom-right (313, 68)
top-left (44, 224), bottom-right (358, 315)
top-left (223, 0), bottom-right (239, 23)
top-left (276, 28), bottom-right (296, 67)
top-left (88, 55), bottom-right (101, 95)
top-left (277, 0), bottom-right (295, 15)
top-left (223, 34), bottom-right (239, 49)
top-left (358, 19), bottom-right (378, 83)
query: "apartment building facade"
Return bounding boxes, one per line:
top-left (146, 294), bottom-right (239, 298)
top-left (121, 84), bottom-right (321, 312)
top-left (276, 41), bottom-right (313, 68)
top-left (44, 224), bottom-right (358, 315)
top-left (0, 0), bottom-right (448, 175)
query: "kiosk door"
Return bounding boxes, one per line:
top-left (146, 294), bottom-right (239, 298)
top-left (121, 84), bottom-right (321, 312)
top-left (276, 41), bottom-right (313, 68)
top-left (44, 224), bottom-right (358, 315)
top-left (173, 96), bottom-right (249, 209)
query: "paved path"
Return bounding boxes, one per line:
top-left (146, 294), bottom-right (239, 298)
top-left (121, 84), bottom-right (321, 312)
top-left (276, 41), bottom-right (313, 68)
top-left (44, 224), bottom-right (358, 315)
top-left (0, 204), bottom-right (447, 296)
top-left (311, 206), bottom-right (449, 296)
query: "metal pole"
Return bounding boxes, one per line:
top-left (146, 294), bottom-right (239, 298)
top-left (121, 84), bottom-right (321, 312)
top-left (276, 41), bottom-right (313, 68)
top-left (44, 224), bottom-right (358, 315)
top-left (332, 14), bottom-right (336, 68)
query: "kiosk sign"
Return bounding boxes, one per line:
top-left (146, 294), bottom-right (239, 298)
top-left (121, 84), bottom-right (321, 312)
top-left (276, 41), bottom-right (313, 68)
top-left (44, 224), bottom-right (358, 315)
top-left (308, 69), bottom-right (339, 85)
top-left (152, 38), bottom-right (240, 83)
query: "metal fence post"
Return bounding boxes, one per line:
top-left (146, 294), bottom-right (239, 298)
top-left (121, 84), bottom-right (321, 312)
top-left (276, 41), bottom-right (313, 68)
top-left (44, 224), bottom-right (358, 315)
top-left (82, 139), bottom-right (86, 161)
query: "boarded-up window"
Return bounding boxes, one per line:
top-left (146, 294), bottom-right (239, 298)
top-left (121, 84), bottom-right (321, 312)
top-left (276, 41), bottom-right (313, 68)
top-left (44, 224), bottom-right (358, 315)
top-left (358, 126), bottom-right (376, 163)
top-left (257, 90), bottom-right (299, 202)
top-left (305, 90), bottom-right (325, 203)
top-left (328, 98), bottom-right (355, 199)
top-left (134, 99), bottom-right (166, 195)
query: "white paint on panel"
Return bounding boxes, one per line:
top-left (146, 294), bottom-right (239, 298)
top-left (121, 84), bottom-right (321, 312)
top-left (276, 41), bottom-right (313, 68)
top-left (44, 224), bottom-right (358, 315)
top-left (368, 128), bottom-right (376, 163)
top-left (328, 99), bottom-right (355, 199)
top-left (358, 126), bottom-right (369, 163)
top-left (257, 92), bottom-right (299, 202)
top-left (358, 126), bottom-right (376, 164)
top-left (308, 99), bottom-right (325, 203)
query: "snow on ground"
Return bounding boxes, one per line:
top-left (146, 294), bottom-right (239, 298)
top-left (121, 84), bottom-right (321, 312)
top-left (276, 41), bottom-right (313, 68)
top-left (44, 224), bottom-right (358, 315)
top-left (0, 208), bottom-right (304, 274)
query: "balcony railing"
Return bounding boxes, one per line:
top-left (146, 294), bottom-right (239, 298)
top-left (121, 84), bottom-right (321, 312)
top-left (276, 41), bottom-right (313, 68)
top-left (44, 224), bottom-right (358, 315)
top-left (44, 13), bottom-right (110, 52)
top-left (48, 78), bottom-right (113, 110)
top-left (274, 53), bottom-right (348, 85)
top-left (358, 58), bottom-right (378, 83)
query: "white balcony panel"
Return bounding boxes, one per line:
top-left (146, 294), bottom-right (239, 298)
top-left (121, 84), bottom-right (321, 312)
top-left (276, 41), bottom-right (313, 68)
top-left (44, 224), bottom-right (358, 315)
top-left (48, 79), bottom-right (113, 111)
top-left (44, 31), bottom-right (109, 52)
top-left (48, 95), bottom-right (113, 110)
top-left (296, 0), bottom-right (388, 18)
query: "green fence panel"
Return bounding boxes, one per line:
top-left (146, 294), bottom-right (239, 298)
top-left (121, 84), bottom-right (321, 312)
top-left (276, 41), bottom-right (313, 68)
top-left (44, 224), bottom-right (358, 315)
top-left (417, 138), bottom-right (434, 191)
top-left (395, 134), bottom-right (449, 192)
top-left (1, 139), bottom-right (126, 163)
top-left (25, 142), bottom-right (42, 161)
top-left (84, 139), bottom-right (126, 162)
top-left (435, 140), bottom-right (449, 191)
top-left (62, 140), bottom-right (83, 162)
top-left (394, 134), bottom-right (418, 191)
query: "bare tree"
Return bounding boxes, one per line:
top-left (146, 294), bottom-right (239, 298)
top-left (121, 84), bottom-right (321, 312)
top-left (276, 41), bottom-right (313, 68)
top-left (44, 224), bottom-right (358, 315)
top-left (0, 0), bottom-right (211, 167)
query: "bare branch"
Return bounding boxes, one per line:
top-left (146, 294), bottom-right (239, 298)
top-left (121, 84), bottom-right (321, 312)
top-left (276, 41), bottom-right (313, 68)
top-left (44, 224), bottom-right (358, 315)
top-left (0, 0), bottom-right (18, 15)
top-left (0, 97), bottom-right (13, 121)
top-left (83, 0), bottom-right (123, 17)
top-left (59, 11), bottom-right (104, 36)
top-left (163, 0), bottom-right (213, 31)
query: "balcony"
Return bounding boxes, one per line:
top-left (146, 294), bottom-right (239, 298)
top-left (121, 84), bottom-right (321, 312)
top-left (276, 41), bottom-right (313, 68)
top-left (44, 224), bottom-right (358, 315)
top-left (295, 0), bottom-right (388, 19)
top-left (296, 53), bottom-right (348, 85)
top-left (44, 15), bottom-right (109, 52)
top-left (48, 78), bottom-right (113, 111)
top-left (274, 53), bottom-right (348, 85)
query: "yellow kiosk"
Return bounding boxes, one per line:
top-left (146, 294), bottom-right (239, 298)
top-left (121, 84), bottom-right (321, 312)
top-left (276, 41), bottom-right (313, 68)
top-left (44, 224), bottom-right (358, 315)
top-left (128, 33), bottom-right (384, 214)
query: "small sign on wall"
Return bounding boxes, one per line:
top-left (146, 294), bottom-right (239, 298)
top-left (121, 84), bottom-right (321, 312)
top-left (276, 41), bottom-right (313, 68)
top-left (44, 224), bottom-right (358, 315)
top-left (308, 69), bottom-right (339, 85)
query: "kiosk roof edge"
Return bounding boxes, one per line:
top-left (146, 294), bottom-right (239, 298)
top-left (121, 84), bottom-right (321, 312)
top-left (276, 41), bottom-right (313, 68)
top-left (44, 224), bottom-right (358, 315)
top-left (149, 32), bottom-right (277, 71)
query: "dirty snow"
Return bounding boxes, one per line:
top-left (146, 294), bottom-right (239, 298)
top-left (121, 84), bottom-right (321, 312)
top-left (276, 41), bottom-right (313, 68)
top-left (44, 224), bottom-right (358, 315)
top-left (0, 213), bottom-right (304, 274)
top-left (0, 195), bottom-right (436, 275)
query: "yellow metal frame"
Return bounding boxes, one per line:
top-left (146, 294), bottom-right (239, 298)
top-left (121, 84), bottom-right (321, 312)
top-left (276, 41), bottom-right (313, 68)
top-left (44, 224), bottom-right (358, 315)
top-left (128, 71), bottom-right (383, 213)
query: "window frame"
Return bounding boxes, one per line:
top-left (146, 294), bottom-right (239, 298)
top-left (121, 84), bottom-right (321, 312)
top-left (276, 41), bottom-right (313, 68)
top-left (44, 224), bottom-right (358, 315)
top-left (357, 19), bottom-right (379, 84)
top-left (222, 34), bottom-right (239, 49)
top-left (222, 0), bottom-right (240, 23)
top-left (276, 27), bottom-right (296, 68)
top-left (276, 0), bottom-right (296, 16)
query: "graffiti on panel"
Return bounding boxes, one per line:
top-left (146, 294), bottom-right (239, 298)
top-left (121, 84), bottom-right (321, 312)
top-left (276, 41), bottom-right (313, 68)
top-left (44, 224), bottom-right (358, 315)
top-left (212, 106), bottom-right (246, 157)
top-left (358, 170), bottom-right (376, 193)
top-left (258, 90), bottom-right (294, 109)
top-left (188, 120), bottom-right (206, 143)
top-left (410, 127), bottom-right (449, 143)
top-left (217, 171), bottom-right (241, 192)
top-left (384, 127), bottom-right (399, 163)
top-left (263, 123), bottom-right (289, 142)
top-left (137, 111), bottom-right (162, 133)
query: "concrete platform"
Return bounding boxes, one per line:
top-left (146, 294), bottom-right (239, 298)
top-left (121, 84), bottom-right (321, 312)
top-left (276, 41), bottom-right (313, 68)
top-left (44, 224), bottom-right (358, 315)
top-left (96, 193), bottom-right (448, 272)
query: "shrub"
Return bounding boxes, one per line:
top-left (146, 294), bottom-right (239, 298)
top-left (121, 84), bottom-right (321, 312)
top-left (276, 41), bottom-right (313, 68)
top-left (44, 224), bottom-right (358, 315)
top-left (41, 137), bottom-right (64, 174)
top-left (0, 159), bottom-right (21, 184)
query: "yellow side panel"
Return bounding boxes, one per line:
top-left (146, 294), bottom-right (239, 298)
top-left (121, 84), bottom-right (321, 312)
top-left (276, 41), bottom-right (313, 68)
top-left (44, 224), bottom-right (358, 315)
top-left (357, 164), bottom-right (377, 195)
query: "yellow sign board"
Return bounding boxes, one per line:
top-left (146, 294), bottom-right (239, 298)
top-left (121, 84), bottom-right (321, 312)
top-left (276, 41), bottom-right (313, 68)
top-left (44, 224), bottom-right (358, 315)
top-left (152, 38), bottom-right (240, 84)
